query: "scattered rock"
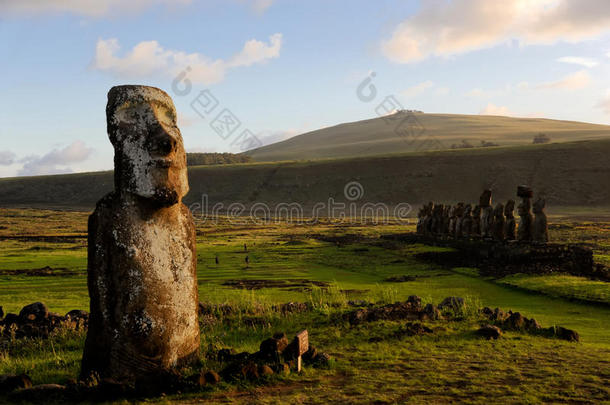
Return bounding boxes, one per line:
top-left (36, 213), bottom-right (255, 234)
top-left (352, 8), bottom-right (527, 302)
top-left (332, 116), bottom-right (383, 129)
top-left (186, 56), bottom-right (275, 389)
top-left (554, 326), bottom-right (580, 342)
top-left (503, 312), bottom-right (526, 330)
top-left (0, 374), bottom-right (33, 393)
top-left (422, 304), bottom-right (442, 320)
top-left (476, 324), bottom-right (502, 340)
top-left (438, 297), bottom-right (465, 312)
top-left (19, 302), bottom-right (48, 322)
top-left (311, 352), bottom-right (331, 368)
top-left (347, 300), bottom-right (371, 307)
top-left (9, 384), bottom-right (66, 402)
top-left (203, 370), bottom-right (221, 385)
top-left (394, 322), bottom-right (433, 338)
top-left (259, 365), bottom-right (274, 376)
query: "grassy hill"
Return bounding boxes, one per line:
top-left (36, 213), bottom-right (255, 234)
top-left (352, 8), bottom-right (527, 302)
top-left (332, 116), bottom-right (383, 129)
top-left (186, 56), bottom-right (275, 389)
top-left (1, 139), bottom-right (609, 211)
top-left (245, 112), bottom-right (610, 161)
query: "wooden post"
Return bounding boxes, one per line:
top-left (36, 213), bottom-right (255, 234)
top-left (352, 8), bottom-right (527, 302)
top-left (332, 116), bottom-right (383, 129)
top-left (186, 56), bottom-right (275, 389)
top-left (294, 329), bottom-right (308, 373)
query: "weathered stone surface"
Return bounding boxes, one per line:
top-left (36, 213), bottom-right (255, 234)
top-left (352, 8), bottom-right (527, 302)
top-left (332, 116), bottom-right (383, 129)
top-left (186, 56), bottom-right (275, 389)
top-left (479, 190), bottom-right (493, 238)
top-left (81, 85), bottom-right (199, 381)
top-left (532, 198), bottom-right (549, 243)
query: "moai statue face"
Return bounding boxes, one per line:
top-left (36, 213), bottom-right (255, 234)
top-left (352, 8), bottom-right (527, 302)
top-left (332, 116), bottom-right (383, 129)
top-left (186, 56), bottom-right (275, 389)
top-left (533, 198), bottom-right (546, 214)
top-left (518, 199), bottom-right (531, 216)
top-left (107, 85), bottom-right (188, 206)
top-left (494, 203), bottom-right (504, 218)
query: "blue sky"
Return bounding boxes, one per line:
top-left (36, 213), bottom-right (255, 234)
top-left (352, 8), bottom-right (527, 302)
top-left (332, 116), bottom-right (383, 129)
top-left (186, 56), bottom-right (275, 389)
top-left (1, 0), bottom-right (610, 177)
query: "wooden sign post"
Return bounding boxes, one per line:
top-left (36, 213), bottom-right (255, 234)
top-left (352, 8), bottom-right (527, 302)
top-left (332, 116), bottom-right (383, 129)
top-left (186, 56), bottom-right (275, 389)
top-left (294, 329), bottom-right (309, 373)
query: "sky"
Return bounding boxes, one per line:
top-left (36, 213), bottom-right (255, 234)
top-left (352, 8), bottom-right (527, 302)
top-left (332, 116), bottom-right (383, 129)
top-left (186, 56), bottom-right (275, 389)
top-left (1, 0), bottom-right (610, 178)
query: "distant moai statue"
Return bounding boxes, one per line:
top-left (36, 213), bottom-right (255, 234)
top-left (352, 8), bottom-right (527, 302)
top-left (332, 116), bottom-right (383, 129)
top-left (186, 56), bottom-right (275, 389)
top-left (433, 203), bottom-right (445, 235)
top-left (504, 200), bottom-right (516, 240)
top-left (479, 190), bottom-right (493, 238)
top-left (517, 185), bottom-right (533, 241)
top-left (416, 207), bottom-right (425, 234)
top-left (423, 202), bottom-right (434, 235)
top-left (81, 86), bottom-right (200, 381)
top-left (454, 203), bottom-right (465, 238)
top-left (442, 205), bottom-right (451, 235)
top-left (448, 205), bottom-right (457, 237)
top-left (492, 203), bottom-right (505, 241)
top-left (471, 205), bottom-right (481, 236)
top-left (461, 204), bottom-right (473, 238)
top-left (532, 197), bottom-right (549, 243)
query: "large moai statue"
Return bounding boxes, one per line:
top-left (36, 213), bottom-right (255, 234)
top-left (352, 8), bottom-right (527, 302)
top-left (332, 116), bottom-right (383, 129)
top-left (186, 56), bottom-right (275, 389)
top-left (504, 200), bottom-right (516, 240)
top-left (492, 203), bottom-right (505, 241)
top-left (81, 86), bottom-right (200, 381)
top-left (433, 203), bottom-right (445, 235)
top-left (517, 185), bottom-right (533, 242)
top-left (423, 202), bottom-right (434, 235)
top-left (471, 205), bottom-right (481, 237)
top-left (532, 197), bottom-right (549, 243)
top-left (416, 207), bottom-right (425, 235)
top-left (479, 190), bottom-right (493, 238)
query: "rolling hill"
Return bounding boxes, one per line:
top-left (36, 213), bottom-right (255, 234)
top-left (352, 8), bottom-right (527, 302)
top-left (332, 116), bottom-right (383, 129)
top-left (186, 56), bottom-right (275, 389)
top-left (1, 139), bottom-right (609, 212)
top-left (245, 112), bottom-right (610, 161)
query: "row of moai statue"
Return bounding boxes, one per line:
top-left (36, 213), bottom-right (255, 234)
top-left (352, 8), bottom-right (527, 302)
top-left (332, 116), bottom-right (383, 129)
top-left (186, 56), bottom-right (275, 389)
top-left (416, 186), bottom-right (548, 243)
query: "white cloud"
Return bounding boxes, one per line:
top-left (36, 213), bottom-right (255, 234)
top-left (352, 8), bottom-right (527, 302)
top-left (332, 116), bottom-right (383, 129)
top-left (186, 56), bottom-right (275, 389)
top-left (92, 33), bottom-right (283, 84)
top-left (0, 151), bottom-right (16, 166)
top-left (248, 0), bottom-right (274, 14)
top-left (436, 87), bottom-right (450, 95)
top-left (536, 70), bottom-right (590, 90)
top-left (402, 80), bottom-right (435, 98)
top-left (557, 56), bottom-right (598, 68)
top-left (479, 103), bottom-right (512, 116)
top-left (18, 141), bottom-right (94, 176)
top-left (596, 90), bottom-right (610, 114)
top-left (382, 0), bottom-right (610, 63)
top-left (0, 0), bottom-right (192, 17)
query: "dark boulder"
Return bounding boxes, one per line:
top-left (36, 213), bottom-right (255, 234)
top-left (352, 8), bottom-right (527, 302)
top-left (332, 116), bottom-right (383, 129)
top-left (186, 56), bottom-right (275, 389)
top-left (0, 374), bottom-right (33, 393)
top-left (503, 312), bottom-right (525, 330)
top-left (438, 297), bottom-right (465, 312)
top-left (555, 326), bottom-right (579, 342)
top-left (259, 365), bottom-right (274, 376)
top-left (422, 304), bottom-right (441, 320)
top-left (406, 295), bottom-right (422, 310)
top-left (19, 302), bottom-right (48, 323)
top-left (476, 324), bottom-right (502, 340)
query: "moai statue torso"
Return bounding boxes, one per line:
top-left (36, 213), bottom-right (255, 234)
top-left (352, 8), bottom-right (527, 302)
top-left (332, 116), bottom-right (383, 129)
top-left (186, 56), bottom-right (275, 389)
top-left (492, 203), bottom-right (505, 241)
top-left (423, 202), bottom-right (434, 236)
top-left (461, 204), bottom-right (472, 238)
top-left (471, 205), bottom-right (481, 236)
top-left (504, 200), bottom-right (516, 240)
top-left (81, 86), bottom-right (200, 381)
top-left (517, 186), bottom-right (533, 242)
top-left (416, 207), bottom-right (424, 235)
top-left (454, 203), bottom-right (465, 238)
top-left (442, 205), bottom-right (451, 236)
top-left (479, 190), bottom-right (493, 238)
top-left (433, 204), bottom-right (444, 235)
top-left (532, 198), bottom-right (548, 243)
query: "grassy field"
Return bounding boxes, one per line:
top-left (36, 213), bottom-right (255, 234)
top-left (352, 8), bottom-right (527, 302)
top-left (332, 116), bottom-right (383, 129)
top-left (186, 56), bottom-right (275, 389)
top-left (246, 112), bottom-right (610, 161)
top-left (0, 208), bottom-right (609, 403)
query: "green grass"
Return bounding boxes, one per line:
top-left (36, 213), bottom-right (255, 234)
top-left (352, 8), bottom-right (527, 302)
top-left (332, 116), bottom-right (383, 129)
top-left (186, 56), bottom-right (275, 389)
top-left (1, 209), bottom-right (609, 403)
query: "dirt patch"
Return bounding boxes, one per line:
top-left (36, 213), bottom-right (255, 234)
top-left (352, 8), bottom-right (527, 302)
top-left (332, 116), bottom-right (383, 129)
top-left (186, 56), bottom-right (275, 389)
top-left (222, 279), bottom-right (330, 290)
top-left (0, 266), bottom-right (81, 277)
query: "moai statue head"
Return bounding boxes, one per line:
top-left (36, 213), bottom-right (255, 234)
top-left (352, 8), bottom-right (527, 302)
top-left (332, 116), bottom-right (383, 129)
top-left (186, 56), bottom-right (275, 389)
top-left (504, 199), bottom-right (515, 218)
top-left (472, 205), bottom-right (481, 218)
top-left (107, 85), bottom-right (189, 206)
top-left (533, 198), bottom-right (546, 214)
top-left (463, 204), bottom-right (472, 217)
top-left (479, 189), bottom-right (492, 208)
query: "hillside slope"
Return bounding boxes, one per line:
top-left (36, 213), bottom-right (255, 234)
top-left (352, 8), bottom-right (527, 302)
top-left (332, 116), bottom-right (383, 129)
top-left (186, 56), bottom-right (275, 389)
top-left (246, 112), bottom-right (610, 161)
top-left (1, 139), bottom-right (609, 211)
